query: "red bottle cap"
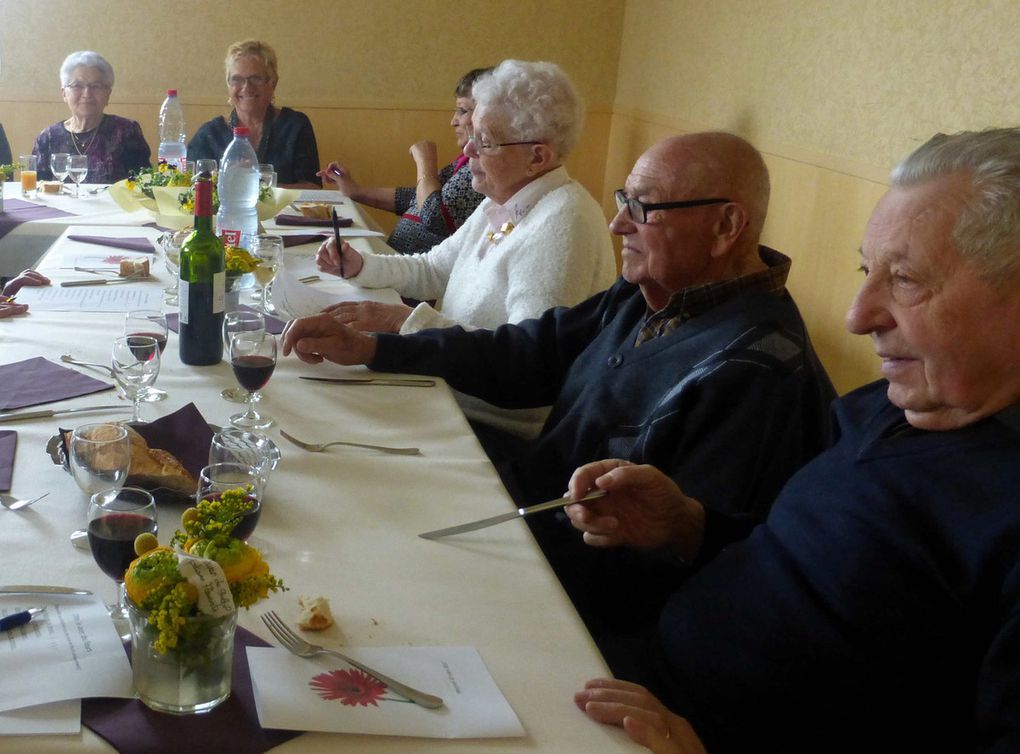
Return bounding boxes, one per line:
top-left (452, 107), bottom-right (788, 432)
top-left (233, 127), bottom-right (250, 137)
top-left (166, 89), bottom-right (177, 97)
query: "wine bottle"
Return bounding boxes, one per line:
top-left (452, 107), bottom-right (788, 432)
top-left (178, 174), bottom-right (226, 365)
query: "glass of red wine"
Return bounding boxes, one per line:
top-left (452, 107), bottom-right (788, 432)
top-left (124, 310), bottom-right (168, 402)
top-left (112, 335), bottom-right (161, 423)
top-left (228, 330), bottom-right (276, 429)
top-left (87, 486), bottom-right (157, 639)
top-left (221, 309), bottom-right (265, 404)
top-left (197, 462), bottom-right (263, 541)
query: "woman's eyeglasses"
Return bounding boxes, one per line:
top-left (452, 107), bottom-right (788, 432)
top-left (228, 75), bottom-right (271, 88)
top-left (465, 134), bottom-right (541, 153)
top-left (63, 82), bottom-right (110, 94)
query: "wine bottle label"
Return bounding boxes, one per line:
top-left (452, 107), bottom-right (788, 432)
top-left (179, 279), bottom-right (190, 324)
top-left (212, 270), bottom-right (226, 313)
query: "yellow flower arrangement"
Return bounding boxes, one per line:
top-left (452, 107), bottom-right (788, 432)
top-left (224, 246), bottom-right (260, 275)
top-left (127, 163), bottom-right (192, 198)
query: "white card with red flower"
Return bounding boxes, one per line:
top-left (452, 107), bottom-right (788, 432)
top-left (247, 645), bottom-right (525, 738)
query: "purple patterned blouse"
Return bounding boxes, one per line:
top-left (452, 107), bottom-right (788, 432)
top-left (32, 114), bottom-right (151, 183)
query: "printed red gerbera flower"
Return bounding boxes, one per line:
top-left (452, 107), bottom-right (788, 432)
top-left (310, 668), bottom-right (388, 707)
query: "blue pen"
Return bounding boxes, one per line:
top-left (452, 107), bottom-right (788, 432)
top-left (0, 607), bottom-right (46, 633)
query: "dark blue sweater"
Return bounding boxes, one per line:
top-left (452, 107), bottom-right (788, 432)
top-left (655, 381), bottom-right (1020, 753)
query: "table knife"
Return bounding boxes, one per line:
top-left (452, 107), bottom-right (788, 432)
top-left (0, 404), bottom-right (127, 423)
top-left (0, 607), bottom-right (46, 633)
top-left (0, 585), bottom-right (92, 595)
top-left (60, 277), bottom-right (137, 287)
top-left (299, 376), bottom-right (436, 387)
top-left (419, 489), bottom-right (607, 540)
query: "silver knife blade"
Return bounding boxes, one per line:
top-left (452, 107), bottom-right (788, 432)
top-left (419, 489), bottom-right (607, 540)
top-left (0, 404), bottom-right (127, 423)
top-left (299, 376), bottom-right (436, 387)
top-left (0, 585), bottom-right (93, 595)
top-left (60, 277), bottom-right (139, 287)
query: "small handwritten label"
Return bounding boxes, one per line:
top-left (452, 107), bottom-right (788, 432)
top-left (176, 553), bottom-right (234, 617)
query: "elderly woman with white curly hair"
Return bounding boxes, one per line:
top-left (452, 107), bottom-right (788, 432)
top-left (313, 59), bottom-right (616, 435)
top-left (33, 51), bottom-right (150, 183)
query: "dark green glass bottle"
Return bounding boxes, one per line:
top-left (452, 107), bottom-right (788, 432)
top-left (178, 174), bottom-right (225, 365)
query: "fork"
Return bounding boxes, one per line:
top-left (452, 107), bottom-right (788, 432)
top-left (1, 492), bottom-right (51, 511)
top-left (60, 354), bottom-right (114, 375)
top-left (260, 611), bottom-right (444, 709)
top-left (279, 429), bottom-right (420, 456)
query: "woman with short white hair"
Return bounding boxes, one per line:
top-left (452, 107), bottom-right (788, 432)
top-left (33, 51), bottom-right (150, 183)
top-left (314, 59), bottom-right (617, 437)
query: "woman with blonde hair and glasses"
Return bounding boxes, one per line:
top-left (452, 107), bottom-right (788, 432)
top-left (33, 51), bottom-right (150, 183)
top-left (188, 39), bottom-right (320, 187)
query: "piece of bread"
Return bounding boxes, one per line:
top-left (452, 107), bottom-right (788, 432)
top-left (119, 258), bottom-right (150, 277)
top-left (297, 595), bottom-right (335, 630)
top-left (62, 425), bottom-right (196, 495)
top-left (40, 180), bottom-right (62, 194)
top-left (298, 203), bottom-right (332, 220)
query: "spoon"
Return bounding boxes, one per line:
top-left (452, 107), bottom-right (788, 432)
top-left (1, 492), bottom-right (50, 511)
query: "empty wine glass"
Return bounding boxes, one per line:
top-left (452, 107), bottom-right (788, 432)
top-left (209, 428), bottom-right (280, 490)
top-left (88, 487), bottom-right (157, 639)
top-left (228, 331), bottom-right (276, 429)
top-left (68, 154), bottom-right (89, 198)
top-left (250, 234), bottom-right (283, 315)
top-left (258, 163), bottom-right (276, 190)
top-left (194, 158), bottom-right (218, 182)
top-left (68, 422), bottom-right (131, 549)
top-left (221, 309), bottom-right (265, 403)
top-left (112, 335), bottom-right (161, 423)
top-left (158, 232), bottom-right (181, 306)
top-left (125, 310), bottom-right (168, 402)
top-left (50, 152), bottom-right (70, 193)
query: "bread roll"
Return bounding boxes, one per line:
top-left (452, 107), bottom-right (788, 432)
top-left (119, 258), bottom-right (150, 277)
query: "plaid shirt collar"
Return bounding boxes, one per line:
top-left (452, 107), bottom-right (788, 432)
top-left (635, 247), bottom-right (791, 346)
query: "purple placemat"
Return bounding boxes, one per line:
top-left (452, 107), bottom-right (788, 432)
top-left (0, 356), bottom-right (113, 411)
top-left (132, 402), bottom-right (214, 479)
top-left (67, 235), bottom-right (157, 253)
top-left (281, 233), bottom-right (328, 248)
top-left (0, 430), bottom-right (15, 491)
top-left (167, 306), bottom-right (286, 335)
top-left (82, 627), bottom-right (301, 754)
top-left (0, 198), bottom-right (75, 242)
top-left (275, 214), bottom-right (351, 228)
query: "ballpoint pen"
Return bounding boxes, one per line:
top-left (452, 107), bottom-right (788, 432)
top-left (331, 206), bottom-right (345, 278)
top-left (0, 607), bottom-right (46, 633)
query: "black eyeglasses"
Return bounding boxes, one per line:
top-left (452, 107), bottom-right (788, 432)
top-left (614, 189), bottom-right (731, 224)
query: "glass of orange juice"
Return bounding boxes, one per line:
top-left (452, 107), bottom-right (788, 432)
top-left (18, 155), bottom-right (37, 196)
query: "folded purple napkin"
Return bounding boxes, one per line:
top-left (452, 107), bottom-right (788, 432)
top-left (82, 627), bottom-right (301, 754)
top-left (132, 402), bottom-right (214, 479)
top-left (0, 430), bottom-right (15, 491)
top-left (0, 356), bottom-right (113, 411)
top-left (167, 306), bottom-right (286, 335)
top-left (282, 233), bottom-right (329, 248)
top-left (0, 198), bottom-right (76, 242)
top-left (274, 214), bottom-right (351, 228)
top-left (67, 235), bottom-right (157, 253)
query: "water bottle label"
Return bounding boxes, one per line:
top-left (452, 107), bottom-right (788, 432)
top-left (221, 229), bottom-right (241, 246)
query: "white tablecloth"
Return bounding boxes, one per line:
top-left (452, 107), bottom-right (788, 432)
top-left (0, 197), bottom-right (627, 752)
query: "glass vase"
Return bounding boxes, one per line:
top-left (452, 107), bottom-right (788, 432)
top-left (127, 600), bottom-right (237, 715)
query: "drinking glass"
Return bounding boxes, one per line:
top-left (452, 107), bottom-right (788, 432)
top-left (68, 422), bottom-right (131, 549)
top-left (258, 163), bottom-right (276, 190)
top-left (158, 232), bottom-right (181, 305)
top-left (125, 310), bottom-right (168, 402)
top-left (18, 155), bottom-right (37, 196)
top-left (50, 152), bottom-right (70, 192)
top-left (209, 428), bottom-right (280, 490)
top-left (228, 331), bottom-right (276, 429)
top-left (221, 310), bottom-right (265, 403)
top-left (112, 335), bottom-right (161, 423)
top-left (250, 234), bottom-right (283, 314)
top-left (197, 462), bottom-right (263, 541)
top-left (194, 158), bottom-right (218, 181)
top-left (68, 154), bottom-right (89, 198)
top-left (87, 487), bottom-right (157, 639)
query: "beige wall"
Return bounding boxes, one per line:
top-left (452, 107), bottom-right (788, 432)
top-left (3, 0), bottom-right (1018, 392)
top-left (605, 0), bottom-right (1020, 393)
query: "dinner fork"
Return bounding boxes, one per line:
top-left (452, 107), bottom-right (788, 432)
top-left (60, 354), bottom-right (114, 374)
top-left (1, 492), bottom-right (51, 511)
top-left (279, 429), bottom-right (420, 456)
top-left (260, 611), bottom-right (444, 709)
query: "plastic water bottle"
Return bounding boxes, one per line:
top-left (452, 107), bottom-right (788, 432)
top-left (157, 89), bottom-right (187, 171)
top-left (216, 127), bottom-right (259, 249)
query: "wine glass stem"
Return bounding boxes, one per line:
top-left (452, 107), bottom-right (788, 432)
top-left (131, 394), bottom-right (141, 422)
top-left (244, 390), bottom-right (258, 421)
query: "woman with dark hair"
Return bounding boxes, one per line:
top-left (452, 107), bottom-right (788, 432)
top-left (32, 51), bottom-right (150, 183)
top-left (319, 67), bottom-right (491, 255)
top-left (188, 39), bottom-right (320, 187)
